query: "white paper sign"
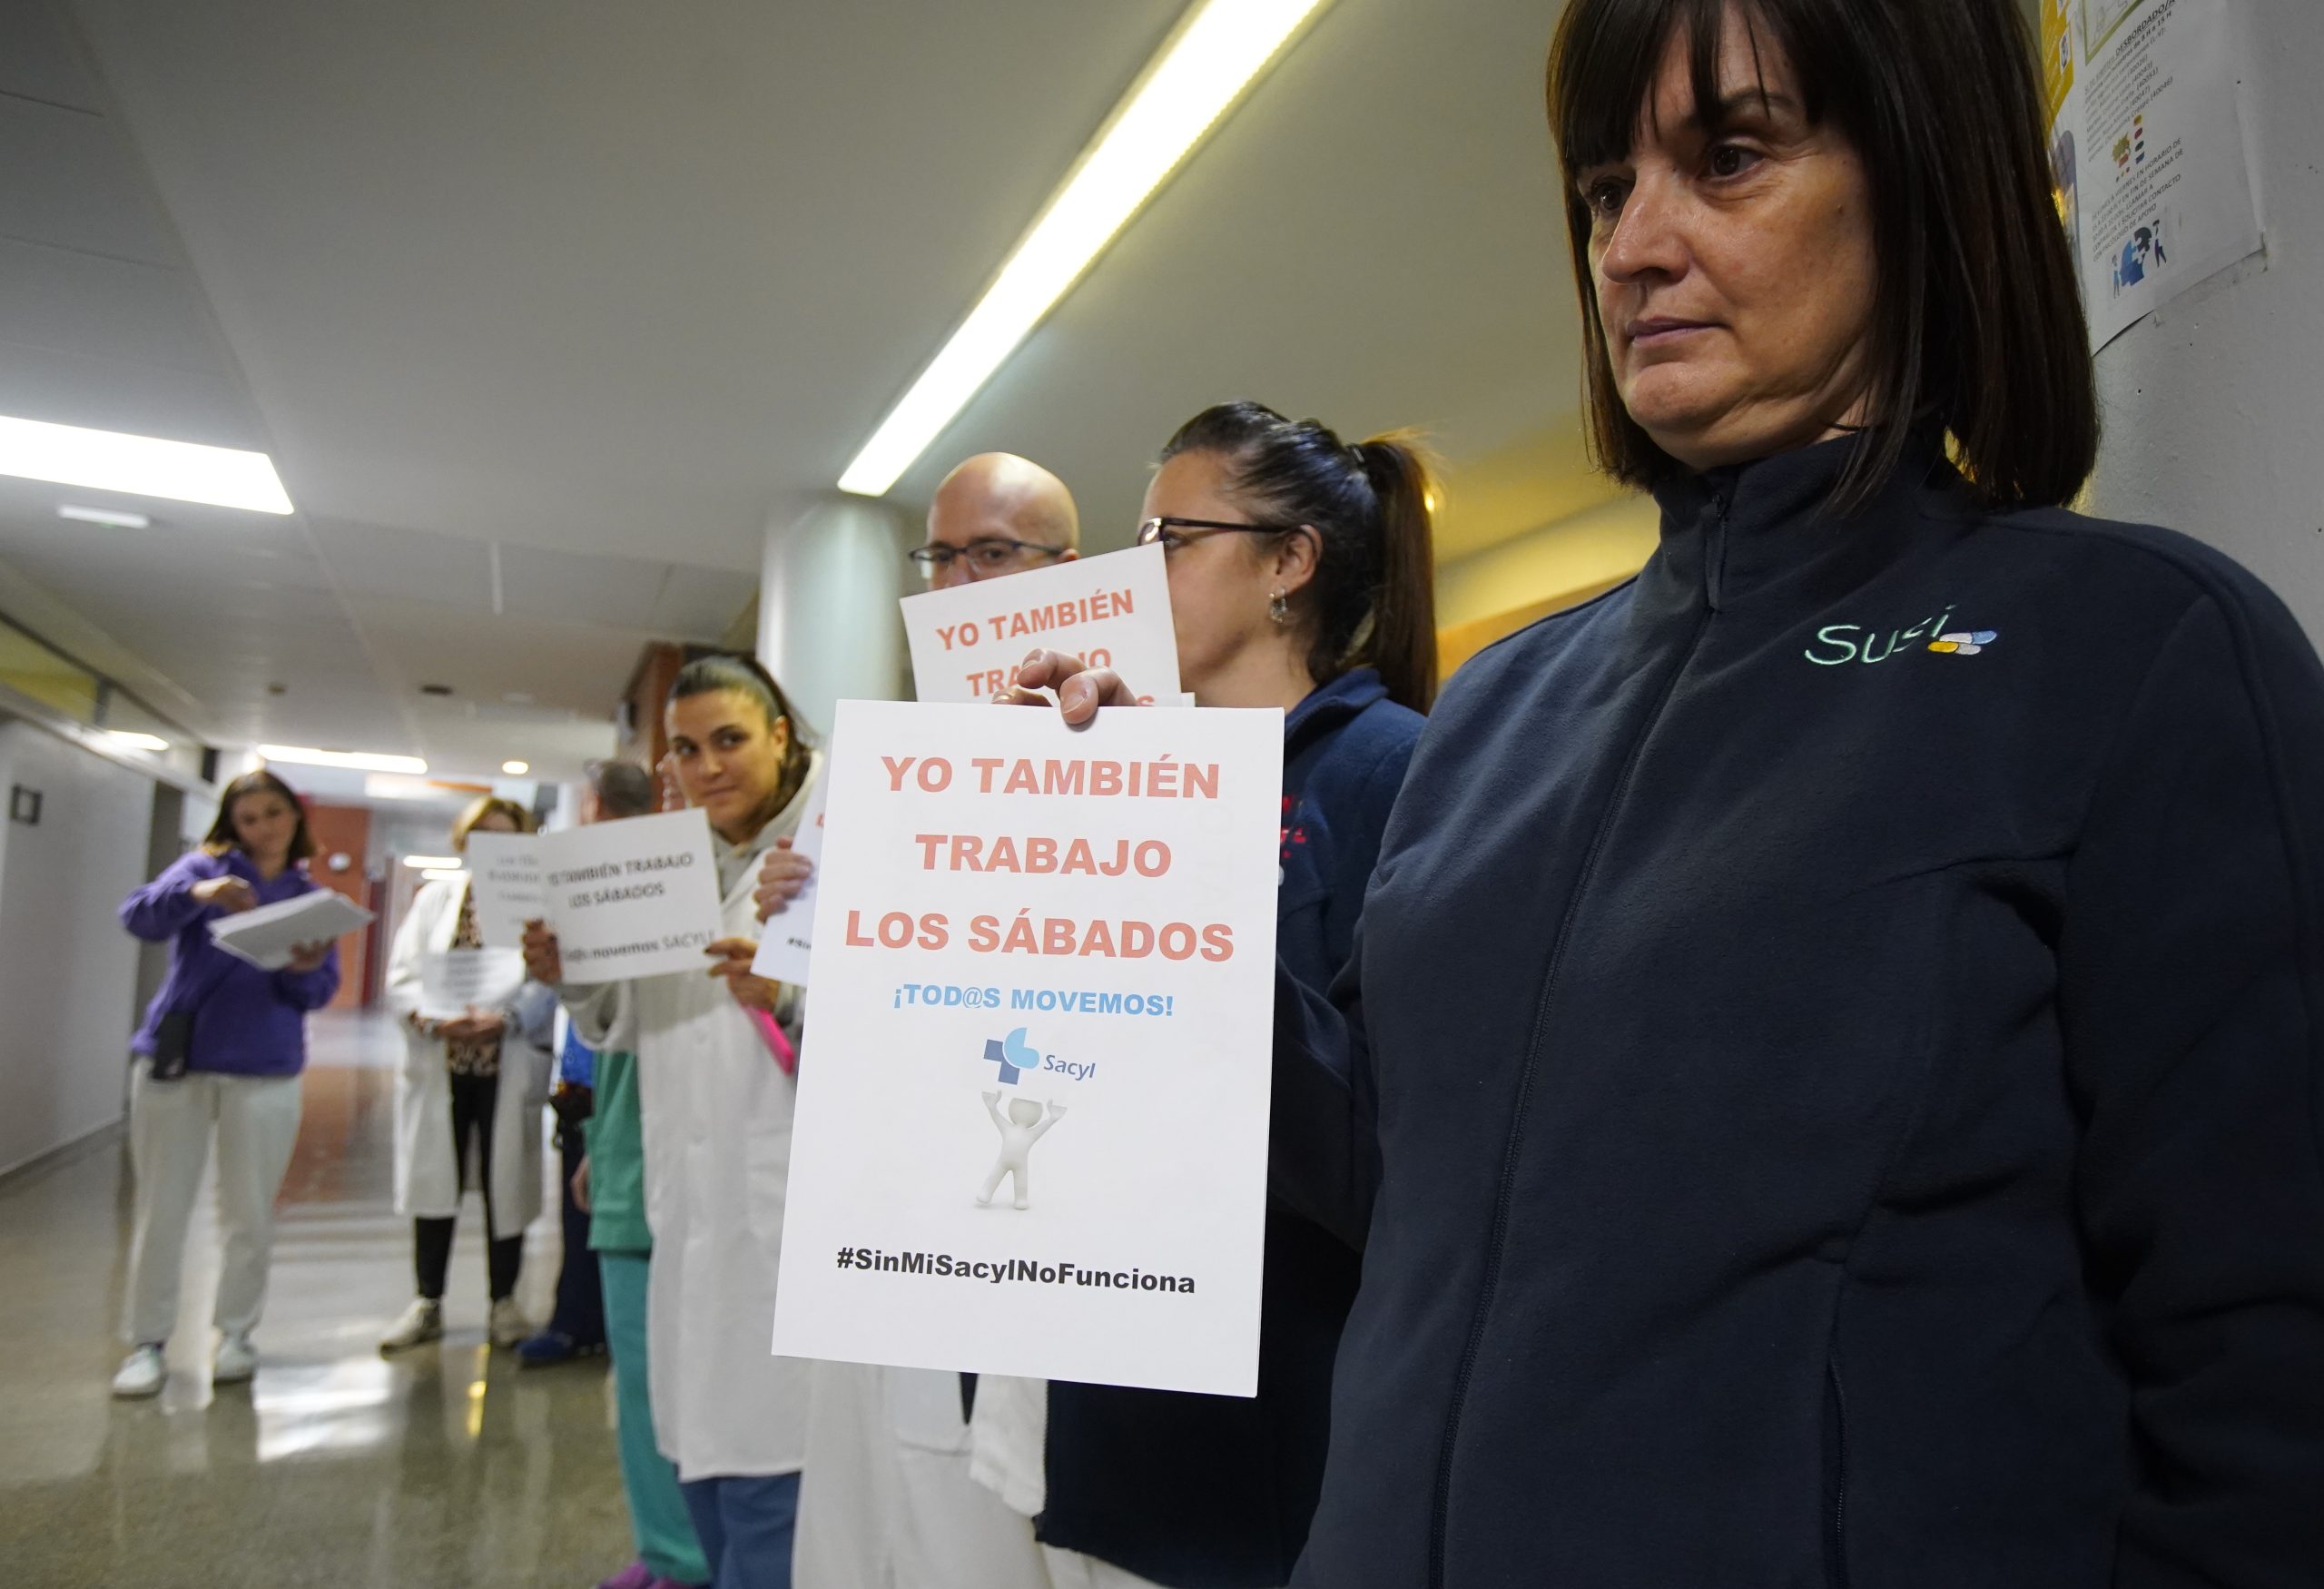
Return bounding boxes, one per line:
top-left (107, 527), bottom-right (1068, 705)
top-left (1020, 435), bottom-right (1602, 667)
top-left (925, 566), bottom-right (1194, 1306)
top-left (749, 772), bottom-right (832, 987)
top-left (209, 888), bottom-right (375, 971)
top-left (543, 808), bottom-right (724, 982)
top-left (463, 833), bottom-right (545, 950)
top-left (2045, 0), bottom-right (2262, 350)
top-left (901, 544), bottom-right (1183, 706)
top-left (419, 948), bottom-right (528, 1021)
top-left (771, 700), bottom-right (1283, 1397)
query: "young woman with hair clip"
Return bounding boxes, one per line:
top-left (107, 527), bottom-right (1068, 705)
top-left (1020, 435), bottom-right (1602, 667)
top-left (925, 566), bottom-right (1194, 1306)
top-left (980, 400), bottom-right (1440, 1589)
top-left (112, 770), bottom-right (340, 1399)
top-left (379, 794), bottom-right (556, 1355)
top-left (524, 653), bottom-right (821, 1589)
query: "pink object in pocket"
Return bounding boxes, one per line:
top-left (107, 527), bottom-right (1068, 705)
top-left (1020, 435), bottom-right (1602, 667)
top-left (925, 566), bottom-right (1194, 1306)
top-left (748, 1006), bottom-right (797, 1075)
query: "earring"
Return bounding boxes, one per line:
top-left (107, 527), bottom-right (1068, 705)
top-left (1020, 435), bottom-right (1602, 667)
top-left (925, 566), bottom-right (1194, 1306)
top-left (1268, 587), bottom-right (1289, 626)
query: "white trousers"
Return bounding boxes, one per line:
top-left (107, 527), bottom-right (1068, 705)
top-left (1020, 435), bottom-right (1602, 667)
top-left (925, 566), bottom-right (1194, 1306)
top-left (123, 1062), bottom-right (304, 1346)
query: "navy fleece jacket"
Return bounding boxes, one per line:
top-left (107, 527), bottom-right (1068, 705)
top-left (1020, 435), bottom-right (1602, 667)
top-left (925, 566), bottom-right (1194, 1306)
top-left (1040, 667), bottom-right (1423, 1587)
top-left (1275, 434), bottom-right (2324, 1588)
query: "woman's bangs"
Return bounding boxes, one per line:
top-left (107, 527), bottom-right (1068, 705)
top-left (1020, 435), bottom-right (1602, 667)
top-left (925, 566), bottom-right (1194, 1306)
top-left (1552, 0), bottom-right (1800, 177)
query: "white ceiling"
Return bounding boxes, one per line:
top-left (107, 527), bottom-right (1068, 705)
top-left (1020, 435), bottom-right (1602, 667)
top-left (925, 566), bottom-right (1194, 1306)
top-left (0, 0), bottom-right (1617, 782)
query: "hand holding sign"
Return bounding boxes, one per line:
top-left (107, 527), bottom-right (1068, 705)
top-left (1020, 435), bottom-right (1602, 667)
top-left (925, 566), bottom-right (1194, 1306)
top-left (754, 838), bottom-right (814, 922)
top-left (994, 647), bottom-right (1147, 724)
top-left (747, 772), bottom-right (831, 986)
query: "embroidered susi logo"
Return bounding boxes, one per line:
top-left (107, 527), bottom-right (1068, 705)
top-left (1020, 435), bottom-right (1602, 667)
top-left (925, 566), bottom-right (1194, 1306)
top-left (1805, 607), bottom-right (2001, 666)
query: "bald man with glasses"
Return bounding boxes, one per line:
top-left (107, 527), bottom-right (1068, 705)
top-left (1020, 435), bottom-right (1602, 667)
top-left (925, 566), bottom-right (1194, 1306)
top-left (908, 452), bottom-right (1080, 588)
top-left (795, 450), bottom-right (1079, 1589)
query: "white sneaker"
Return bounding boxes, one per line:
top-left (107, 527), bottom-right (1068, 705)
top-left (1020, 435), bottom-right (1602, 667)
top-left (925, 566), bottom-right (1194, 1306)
top-left (379, 1298), bottom-right (443, 1354)
top-left (487, 1298), bottom-right (533, 1349)
top-left (111, 1344), bottom-right (166, 1399)
top-left (212, 1330), bottom-right (258, 1384)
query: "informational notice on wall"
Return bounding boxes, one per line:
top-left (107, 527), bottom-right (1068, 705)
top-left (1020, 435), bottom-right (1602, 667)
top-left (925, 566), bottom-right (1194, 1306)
top-left (418, 947), bottom-right (528, 1021)
top-left (900, 544), bottom-right (1183, 706)
top-left (771, 700), bottom-right (1282, 1397)
top-left (463, 832), bottom-right (545, 950)
top-left (2043, 0), bottom-right (2262, 349)
top-left (540, 808), bottom-right (724, 982)
top-left (748, 772), bottom-right (831, 986)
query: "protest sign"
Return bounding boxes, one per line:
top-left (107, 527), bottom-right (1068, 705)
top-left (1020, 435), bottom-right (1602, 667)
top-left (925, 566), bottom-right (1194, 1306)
top-left (771, 700), bottom-right (1282, 1397)
top-left (900, 544), bottom-right (1182, 705)
top-left (543, 807), bottom-right (723, 982)
top-left (464, 833), bottom-right (545, 949)
top-left (419, 948), bottom-right (528, 1021)
top-left (749, 771), bottom-right (831, 986)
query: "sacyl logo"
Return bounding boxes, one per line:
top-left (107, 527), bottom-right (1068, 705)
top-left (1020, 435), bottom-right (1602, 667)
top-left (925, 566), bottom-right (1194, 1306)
top-left (1805, 607), bottom-right (1998, 666)
top-left (983, 1027), bottom-right (1042, 1084)
top-left (981, 1026), bottom-right (1096, 1085)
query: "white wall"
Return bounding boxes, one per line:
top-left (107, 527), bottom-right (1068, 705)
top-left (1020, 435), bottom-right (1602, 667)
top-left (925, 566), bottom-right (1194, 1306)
top-left (2084, 0), bottom-right (2324, 642)
top-left (0, 720), bottom-right (157, 1174)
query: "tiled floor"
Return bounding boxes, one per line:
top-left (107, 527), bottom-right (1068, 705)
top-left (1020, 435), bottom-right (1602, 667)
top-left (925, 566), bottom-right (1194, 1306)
top-left (0, 1012), bottom-right (635, 1587)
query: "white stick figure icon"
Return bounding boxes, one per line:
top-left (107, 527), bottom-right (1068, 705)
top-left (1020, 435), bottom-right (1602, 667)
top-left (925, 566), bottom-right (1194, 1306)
top-left (978, 1091), bottom-right (1066, 1210)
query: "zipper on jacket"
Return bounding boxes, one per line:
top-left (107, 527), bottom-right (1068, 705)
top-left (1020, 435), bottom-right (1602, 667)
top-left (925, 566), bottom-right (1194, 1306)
top-left (1825, 1361), bottom-right (1851, 1589)
top-left (1704, 484), bottom-right (1732, 611)
top-left (1423, 501), bottom-right (1723, 1587)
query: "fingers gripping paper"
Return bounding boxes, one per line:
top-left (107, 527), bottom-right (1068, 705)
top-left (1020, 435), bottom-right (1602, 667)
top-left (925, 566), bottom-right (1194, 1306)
top-left (749, 772), bottom-right (830, 987)
top-left (771, 701), bottom-right (1283, 1397)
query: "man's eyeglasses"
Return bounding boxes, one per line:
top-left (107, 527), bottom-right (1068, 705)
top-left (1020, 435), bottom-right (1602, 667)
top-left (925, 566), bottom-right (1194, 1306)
top-left (1135, 517), bottom-right (1304, 554)
top-left (908, 538), bottom-right (1070, 577)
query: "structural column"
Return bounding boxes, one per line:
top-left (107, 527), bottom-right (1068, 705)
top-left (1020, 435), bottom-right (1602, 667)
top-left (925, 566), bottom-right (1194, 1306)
top-left (757, 498), bottom-right (910, 736)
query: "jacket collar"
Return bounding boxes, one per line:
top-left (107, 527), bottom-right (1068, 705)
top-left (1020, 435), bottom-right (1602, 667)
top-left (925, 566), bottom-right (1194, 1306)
top-left (1644, 428), bottom-right (1963, 613)
top-left (1285, 666), bottom-right (1389, 756)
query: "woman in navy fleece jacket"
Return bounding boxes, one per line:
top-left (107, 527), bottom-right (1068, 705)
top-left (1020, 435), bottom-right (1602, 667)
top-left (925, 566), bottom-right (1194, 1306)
top-left (1024, 1), bottom-right (2324, 1584)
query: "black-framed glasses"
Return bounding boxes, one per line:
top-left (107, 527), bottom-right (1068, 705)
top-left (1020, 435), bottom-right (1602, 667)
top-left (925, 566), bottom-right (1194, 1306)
top-left (907, 538), bottom-right (1070, 577)
top-left (1135, 516), bottom-right (1305, 554)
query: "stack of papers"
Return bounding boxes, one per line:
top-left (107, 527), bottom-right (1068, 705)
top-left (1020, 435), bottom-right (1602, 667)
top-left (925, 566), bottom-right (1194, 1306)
top-left (209, 889), bottom-right (375, 971)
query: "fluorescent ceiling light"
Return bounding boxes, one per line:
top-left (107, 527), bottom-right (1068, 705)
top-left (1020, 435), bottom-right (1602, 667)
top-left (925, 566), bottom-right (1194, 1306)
top-left (104, 730), bottom-right (170, 752)
top-left (835, 0), bottom-right (1328, 497)
top-left (400, 854), bottom-right (462, 870)
top-left (0, 414), bottom-right (293, 514)
top-left (501, 759), bottom-right (530, 775)
top-left (421, 868), bottom-right (467, 883)
top-left (59, 504), bottom-right (152, 529)
top-left (260, 744), bottom-right (428, 775)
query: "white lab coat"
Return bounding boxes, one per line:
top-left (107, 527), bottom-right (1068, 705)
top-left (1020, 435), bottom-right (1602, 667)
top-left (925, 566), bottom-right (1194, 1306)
top-left (795, 1362), bottom-right (1053, 1588)
top-left (385, 877), bottom-right (554, 1227)
top-left (565, 761), bottom-right (818, 1481)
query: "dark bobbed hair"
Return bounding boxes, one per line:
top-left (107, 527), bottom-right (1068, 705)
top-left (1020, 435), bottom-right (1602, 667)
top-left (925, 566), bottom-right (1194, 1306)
top-left (1159, 401), bottom-right (1439, 713)
top-left (202, 769), bottom-right (319, 863)
top-left (1548, 0), bottom-right (2099, 511)
top-left (586, 758), bottom-right (656, 820)
top-left (667, 652), bottom-right (812, 817)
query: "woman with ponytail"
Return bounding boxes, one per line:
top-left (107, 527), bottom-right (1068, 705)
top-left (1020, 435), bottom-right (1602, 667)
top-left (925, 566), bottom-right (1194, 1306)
top-left (978, 401), bottom-right (1439, 1589)
top-left (525, 652), bottom-right (820, 1589)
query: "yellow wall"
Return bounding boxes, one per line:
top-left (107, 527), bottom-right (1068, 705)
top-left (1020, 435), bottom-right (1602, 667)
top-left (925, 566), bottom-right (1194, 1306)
top-left (1435, 492), bottom-right (1658, 677)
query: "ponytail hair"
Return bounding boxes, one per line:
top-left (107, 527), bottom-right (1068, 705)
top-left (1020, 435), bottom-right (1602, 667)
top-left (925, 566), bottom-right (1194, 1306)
top-left (1159, 401), bottom-right (1439, 712)
top-left (667, 652), bottom-right (813, 816)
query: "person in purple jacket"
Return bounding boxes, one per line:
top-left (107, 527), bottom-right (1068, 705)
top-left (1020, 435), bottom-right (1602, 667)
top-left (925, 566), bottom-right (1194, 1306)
top-left (112, 769), bottom-right (340, 1398)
